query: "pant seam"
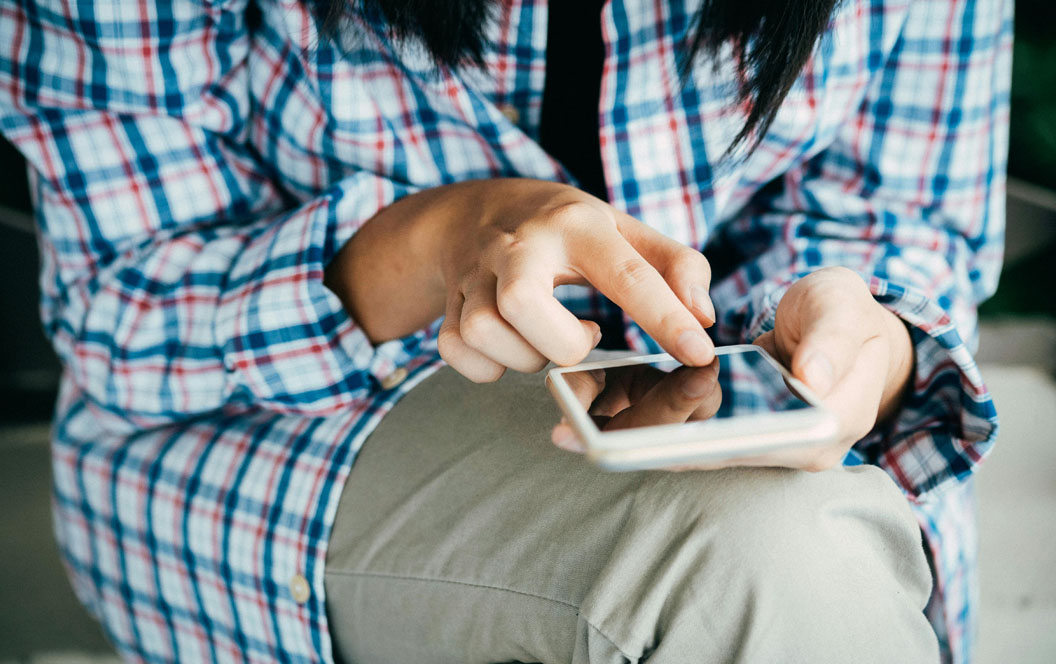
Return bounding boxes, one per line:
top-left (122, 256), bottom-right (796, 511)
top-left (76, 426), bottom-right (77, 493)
top-left (325, 568), bottom-right (634, 660)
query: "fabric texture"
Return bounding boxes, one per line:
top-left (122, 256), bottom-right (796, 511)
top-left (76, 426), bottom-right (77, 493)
top-left (325, 365), bottom-right (940, 664)
top-left (0, 0), bottom-right (1010, 661)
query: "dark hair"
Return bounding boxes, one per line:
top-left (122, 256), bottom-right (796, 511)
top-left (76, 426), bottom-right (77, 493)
top-left (311, 0), bottom-right (842, 153)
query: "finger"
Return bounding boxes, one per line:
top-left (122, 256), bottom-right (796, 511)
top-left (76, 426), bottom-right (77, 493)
top-left (782, 268), bottom-right (899, 446)
top-left (605, 364), bottom-right (720, 430)
top-left (569, 226), bottom-right (714, 366)
top-left (551, 422), bottom-right (587, 452)
top-left (785, 303), bottom-right (884, 445)
top-left (689, 362), bottom-right (724, 421)
top-left (616, 215), bottom-right (715, 326)
top-left (460, 272), bottom-right (550, 373)
top-left (437, 290), bottom-right (507, 383)
top-left (588, 364), bottom-right (665, 417)
top-left (551, 368), bottom-right (605, 453)
top-left (779, 267), bottom-right (875, 396)
top-left (813, 332), bottom-right (889, 446)
top-left (752, 330), bottom-right (783, 364)
top-left (562, 368), bottom-right (606, 412)
top-left (494, 251), bottom-right (602, 366)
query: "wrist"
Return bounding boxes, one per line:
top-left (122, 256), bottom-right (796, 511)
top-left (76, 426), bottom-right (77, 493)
top-left (323, 185), bottom-right (461, 343)
top-left (877, 305), bottom-right (914, 423)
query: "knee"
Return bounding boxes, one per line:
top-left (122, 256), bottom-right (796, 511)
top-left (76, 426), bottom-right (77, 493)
top-left (690, 466), bottom-right (928, 584)
top-left (737, 467), bottom-right (927, 590)
top-left (581, 466), bottom-right (938, 661)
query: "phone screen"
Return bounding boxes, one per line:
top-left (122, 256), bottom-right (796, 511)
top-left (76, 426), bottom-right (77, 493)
top-left (562, 349), bottom-right (812, 432)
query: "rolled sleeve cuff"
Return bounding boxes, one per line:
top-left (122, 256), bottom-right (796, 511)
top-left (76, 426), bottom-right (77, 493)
top-left (740, 275), bottom-right (997, 499)
top-left (853, 278), bottom-right (997, 499)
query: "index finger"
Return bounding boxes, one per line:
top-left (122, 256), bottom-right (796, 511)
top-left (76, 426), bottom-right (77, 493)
top-left (570, 227), bottom-right (715, 366)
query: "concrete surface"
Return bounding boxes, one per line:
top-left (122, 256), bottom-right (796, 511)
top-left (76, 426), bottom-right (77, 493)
top-left (0, 322), bottom-right (1054, 663)
top-left (975, 363), bottom-right (1056, 664)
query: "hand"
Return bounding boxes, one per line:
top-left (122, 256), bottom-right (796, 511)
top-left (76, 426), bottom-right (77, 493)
top-left (551, 362), bottom-right (723, 451)
top-left (326, 179), bottom-right (718, 383)
top-left (436, 181), bottom-right (718, 381)
top-left (548, 267), bottom-right (914, 472)
top-left (747, 267), bottom-right (914, 471)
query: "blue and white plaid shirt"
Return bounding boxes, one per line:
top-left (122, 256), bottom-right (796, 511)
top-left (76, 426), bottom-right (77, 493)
top-left (0, 0), bottom-right (1010, 661)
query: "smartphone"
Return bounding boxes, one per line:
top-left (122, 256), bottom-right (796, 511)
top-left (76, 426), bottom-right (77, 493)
top-left (545, 345), bottom-right (837, 471)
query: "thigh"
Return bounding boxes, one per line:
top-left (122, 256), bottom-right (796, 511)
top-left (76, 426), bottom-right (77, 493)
top-left (323, 366), bottom-right (936, 664)
top-left (325, 365), bottom-right (641, 663)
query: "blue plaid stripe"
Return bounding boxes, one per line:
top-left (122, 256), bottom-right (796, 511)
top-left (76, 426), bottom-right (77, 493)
top-left (1, 0), bottom-right (1009, 661)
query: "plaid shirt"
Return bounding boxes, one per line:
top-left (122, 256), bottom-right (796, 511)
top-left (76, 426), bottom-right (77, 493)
top-left (0, 0), bottom-right (1010, 661)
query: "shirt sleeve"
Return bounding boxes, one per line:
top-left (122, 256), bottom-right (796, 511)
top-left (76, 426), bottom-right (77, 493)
top-left (0, 0), bottom-right (430, 429)
top-left (706, 0), bottom-right (1012, 497)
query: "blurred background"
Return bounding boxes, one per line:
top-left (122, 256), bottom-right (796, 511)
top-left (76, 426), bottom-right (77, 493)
top-left (1, 2), bottom-right (1054, 663)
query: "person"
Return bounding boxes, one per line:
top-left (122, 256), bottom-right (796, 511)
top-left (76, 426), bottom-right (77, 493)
top-left (0, 0), bottom-right (1009, 661)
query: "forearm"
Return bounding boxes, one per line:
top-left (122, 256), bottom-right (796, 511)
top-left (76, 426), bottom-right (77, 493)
top-left (324, 183), bottom-right (456, 343)
top-left (876, 306), bottom-right (914, 425)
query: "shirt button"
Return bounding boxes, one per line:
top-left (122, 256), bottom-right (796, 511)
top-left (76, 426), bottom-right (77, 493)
top-left (498, 104), bottom-right (520, 125)
top-left (289, 574), bottom-right (311, 605)
top-left (379, 366), bottom-right (409, 391)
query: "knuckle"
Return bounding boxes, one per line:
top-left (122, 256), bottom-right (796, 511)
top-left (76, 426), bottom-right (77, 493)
top-left (467, 364), bottom-right (506, 384)
top-left (437, 326), bottom-right (463, 360)
top-left (807, 266), bottom-right (868, 297)
top-left (658, 308), bottom-right (688, 334)
top-left (460, 307), bottom-right (497, 348)
top-left (546, 199), bottom-right (608, 228)
top-left (439, 336), bottom-right (506, 384)
top-left (816, 265), bottom-right (860, 280)
top-left (484, 233), bottom-right (530, 270)
top-left (520, 355), bottom-right (551, 374)
top-left (554, 347), bottom-right (589, 368)
top-left (545, 337), bottom-right (591, 368)
top-left (607, 257), bottom-right (654, 297)
top-left (672, 249), bottom-right (712, 283)
top-left (496, 279), bottom-right (537, 319)
top-left (457, 266), bottom-right (488, 295)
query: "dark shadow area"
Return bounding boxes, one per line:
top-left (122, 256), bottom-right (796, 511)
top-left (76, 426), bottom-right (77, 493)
top-left (1008, 3), bottom-right (1056, 193)
top-left (0, 428), bottom-right (113, 658)
top-left (0, 136), bottom-right (62, 424)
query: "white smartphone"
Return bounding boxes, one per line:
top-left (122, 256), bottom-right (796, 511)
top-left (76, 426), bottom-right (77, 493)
top-left (545, 345), bottom-right (838, 471)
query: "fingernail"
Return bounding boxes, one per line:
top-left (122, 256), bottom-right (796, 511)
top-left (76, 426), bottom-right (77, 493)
top-left (677, 330), bottom-right (713, 365)
top-left (589, 369), bottom-right (605, 383)
top-left (691, 285), bottom-right (716, 322)
top-left (801, 352), bottom-right (835, 394)
top-left (681, 370), bottom-right (714, 398)
top-left (592, 327), bottom-right (603, 348)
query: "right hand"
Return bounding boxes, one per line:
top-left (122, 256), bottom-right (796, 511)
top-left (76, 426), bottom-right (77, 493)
top-left (433, 179), bottom-right (716, 382)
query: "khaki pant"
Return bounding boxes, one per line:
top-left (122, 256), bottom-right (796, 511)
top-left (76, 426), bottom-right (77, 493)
top-left (325, 367), bottom-right (939, 663)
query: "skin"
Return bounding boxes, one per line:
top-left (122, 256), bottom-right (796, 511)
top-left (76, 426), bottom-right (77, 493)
top-left (566, 362), bottom-right (725, 431)
top-left (325, 179), bottom-right (913, 472)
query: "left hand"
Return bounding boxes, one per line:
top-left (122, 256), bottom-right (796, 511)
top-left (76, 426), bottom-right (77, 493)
top-left (551, 267), bottom-right (914, 472)
top-left (747, 266), bottom-right (914, 471)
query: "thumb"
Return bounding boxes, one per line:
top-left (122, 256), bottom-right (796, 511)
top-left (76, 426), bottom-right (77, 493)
top-left (790, 320), bottom-right (867, 397)
top-left (778, 268), bottom-right (877, 398)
